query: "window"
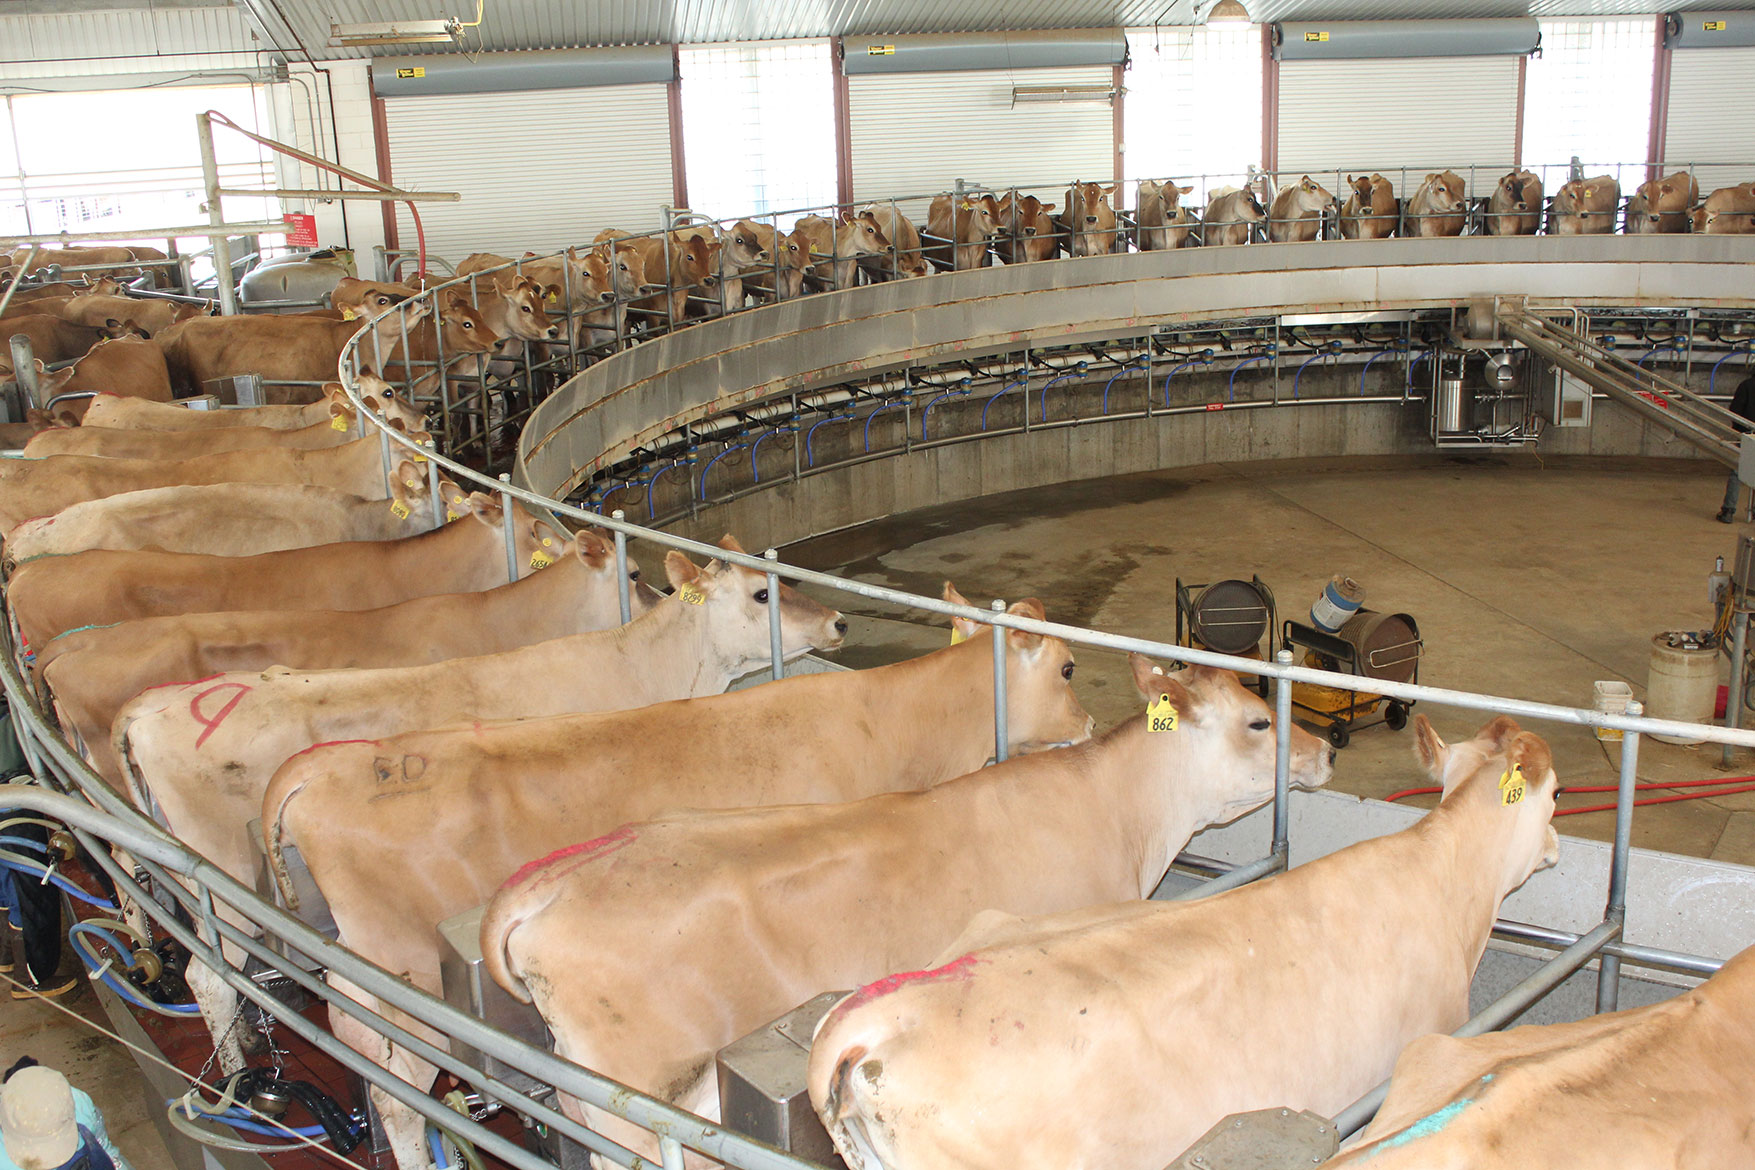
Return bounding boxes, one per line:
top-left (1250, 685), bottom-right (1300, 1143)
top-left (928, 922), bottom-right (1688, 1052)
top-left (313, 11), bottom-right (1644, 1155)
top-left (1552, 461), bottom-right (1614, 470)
top-left (0, 84), bottom-right (276, 257)
top-left (1122, 23), bottom-right (1263, 203)
top-left (679, 40), bottom-right (839, 227)
top-left (1521, 18), bottom-right (1656, 192)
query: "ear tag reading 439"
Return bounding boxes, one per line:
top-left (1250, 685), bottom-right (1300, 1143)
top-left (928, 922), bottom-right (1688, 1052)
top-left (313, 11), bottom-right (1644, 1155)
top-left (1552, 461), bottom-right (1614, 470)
top-left (678, 583), bottom-right (707, 606)
top-left (1500, 763), bottom-right (1526, 807)
top-left (1147, 693), bottom-right (1179, 733)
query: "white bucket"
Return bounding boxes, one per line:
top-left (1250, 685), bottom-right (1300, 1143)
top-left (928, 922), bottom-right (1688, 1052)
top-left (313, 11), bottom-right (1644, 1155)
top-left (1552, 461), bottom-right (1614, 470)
top-left (1593, 680), bottom-right (1632, 742)
top-left (1645, 636), bottom-right (1718, 745)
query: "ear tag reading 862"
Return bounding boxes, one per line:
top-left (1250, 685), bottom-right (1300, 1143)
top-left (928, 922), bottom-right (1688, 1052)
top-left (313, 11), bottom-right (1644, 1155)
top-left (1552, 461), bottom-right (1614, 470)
top-left (678, 583), bottom-right (707, 606)
top-left (1147, 693), bottom-right (1179, 733)
top-left (1500, 763), bottom-right (1526, 807)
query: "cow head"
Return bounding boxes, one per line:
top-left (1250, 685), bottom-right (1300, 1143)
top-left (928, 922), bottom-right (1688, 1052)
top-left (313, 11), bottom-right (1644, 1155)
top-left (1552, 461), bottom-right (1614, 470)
top-left (1497, 171), bottom-right (1530, 212)
top-left (1423, 172), bottom-right (1467, 213)
top-left (1070, 181), bottom-right (1116, 226)
top-left (329, 373), bottom-right (427, 434)
top-left (728, 221), bottom-right (776, 267)
top-left (538, 525), bottom-right (658, 614)
top-left (492, 274), bottom-right (563, 342)
top-left (1127, 653), bottom-right (1333, 826)
top-left (384, 457), bottom-right (446, 528)
top-left (944, 583), bottom-right (1093, 752)
top-left (956, 194), bottom-right (1001, 239)
top-left (1414, 714), bottom-right (1561, 892)
top-left (593, 241), bottom-right (652, 298)
top-left (662, 534), bottom-right (847, 674)
top-left (836, 210), bottom-right (892, 257)
top-left (438, 293), bottom-right (502, 354)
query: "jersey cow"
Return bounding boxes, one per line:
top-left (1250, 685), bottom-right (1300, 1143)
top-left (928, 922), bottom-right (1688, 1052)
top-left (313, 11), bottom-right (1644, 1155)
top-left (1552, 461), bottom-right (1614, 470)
top-left (809, 715), bottom-right (1561, 1170)
top-left (1268, 176), bottom-right (1336, 242)
top-left (861, 207), bottom-right (930, 279)
top-left (1202, 186), bottom-right (1266, 246)
top-left (263, 593), bottom-right (1090, 1170)
top-left (156, 302), bottom-right (431, 402)
top-left (1406, 171), bottom-right (1468, 237)
top-left (1485, 170), bottom-right (1542, 236)
top-left (1626, 171), bottom-right (1696, 234)
top-left (1064, 181), bottom-right (1120, 256)
top-left (1340, 174), bottom-right (1398, 240)
top-left (1135, 181), bottom-right (1194, 251)
top-left (925, 193), bottom-right (1001, 271)
top-left (481, 659), bottom-right (1331, 1167)
top-left (32, 336), bottom-right (173, 420)
top-left (1552, 176), bottom-right (1621, 235)
top-left (1702, 182), bottom-right (1755, 234)
top-left (23, 388), bottom-right (368, 458)
top-left (80, 375), bottom-right (422, 433)
top-left (996, 194), bottom-right (1061, 262)
top-left (793, 213), bottom-right (892, 291)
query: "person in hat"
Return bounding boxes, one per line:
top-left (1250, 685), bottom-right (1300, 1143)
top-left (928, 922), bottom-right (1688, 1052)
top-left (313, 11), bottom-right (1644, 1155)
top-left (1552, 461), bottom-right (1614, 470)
top-left (1719, 373), bottom-right (1755, 523)
top-left (0, 1063), bottom-right (129, 1170)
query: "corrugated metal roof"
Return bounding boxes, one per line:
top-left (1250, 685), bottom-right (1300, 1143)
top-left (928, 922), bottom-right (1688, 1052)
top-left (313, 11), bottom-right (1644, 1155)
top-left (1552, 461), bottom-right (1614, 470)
top-left (0, 3), bottom-right (264, 82)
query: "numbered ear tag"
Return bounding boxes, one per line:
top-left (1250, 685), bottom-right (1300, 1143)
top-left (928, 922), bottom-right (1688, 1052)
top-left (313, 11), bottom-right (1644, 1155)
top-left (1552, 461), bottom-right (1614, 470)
top-left (960, 199), bottom-right (973, 210)
top-left (331, 415), bottom-right (348, 431)
top-left (445, 508), bottom-right (462, 522)
top-left (1147, 693), bottom-right (1179, 733)
top-left (678, 583), bottom-right (707, 606)
top-left (390, 500), bottom-right (410, 519)
top-left (545, 290), bottom-right (559, 303)
top-left (1500, 763), bottom-right (1526, 807)
top-left (529, 550), bottom-right (556, 570)
top-left (950, 624), bottom-right (968, 645)
top-left (341, 307), bottom-right (358, 320)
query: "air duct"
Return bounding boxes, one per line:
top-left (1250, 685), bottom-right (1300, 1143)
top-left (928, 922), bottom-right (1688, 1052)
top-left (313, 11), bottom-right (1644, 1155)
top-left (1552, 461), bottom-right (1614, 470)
top-left (1665, 11), bottom-right (1755, 49)
top-left (371, 45), bottom-right (676, 98)
top-left (841, 28), bottom-right (1126, 75)
top-left (1273, 18), bottom-right (1540, 61)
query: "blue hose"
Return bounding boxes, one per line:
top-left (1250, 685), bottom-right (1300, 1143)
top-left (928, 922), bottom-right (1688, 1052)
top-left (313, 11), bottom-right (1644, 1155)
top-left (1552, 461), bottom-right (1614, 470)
top-left (1229, 351), bottom-right (1275, 402)
top-left (980, 379), bottom-right (1027, 430)
top-left (749, 427), bottom-right (797, 482)
top-left (805, 414), bottom-right (852, 467)
top-left (178, 1107), bottom-right (330, 1140)
top-left (921, 389), bottom-right (970, 440)
top-left (0, 854), bottom-right (116, 911)
top-left (1635, 339), bottom-right (1685, 371)
top-left (1100, 362), bottom-right (1147, 414)
top-left (862, 398), bottom-right (909, 452)
top-left (1405, 349), bottom-right (1433, 394)
top-left (639, 459), bottom-right (692, 518)
top-left (1357, 348), bottom-right (1399, 396)
top-left (1713, 344), bottom-right (1755, 395)
top-left (1037, 368), bottom-right (1087, 422)
top-left (698, 444), bottom-right (751, 497)
top-left (1161, 361), bottom-right (1200, 406)
top-left (69, 921), bottom-right (200, 1014)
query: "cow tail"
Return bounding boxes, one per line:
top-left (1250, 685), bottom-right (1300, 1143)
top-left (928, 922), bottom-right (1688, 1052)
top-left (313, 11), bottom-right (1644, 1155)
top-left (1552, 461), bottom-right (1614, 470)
top-left (477, 881), bottom-right (561, 1005)
top-left (818, 1045), bottom-right (867, 1125)
top-left (263, 772), bottom-right (308, 912)
top-left (816, 1044), bottom-right (888, 1170)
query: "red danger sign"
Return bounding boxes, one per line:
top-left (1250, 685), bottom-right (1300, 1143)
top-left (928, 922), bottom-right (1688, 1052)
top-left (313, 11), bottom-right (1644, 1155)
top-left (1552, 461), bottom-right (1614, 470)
top-left (283, 212), bottom-right (319, 248)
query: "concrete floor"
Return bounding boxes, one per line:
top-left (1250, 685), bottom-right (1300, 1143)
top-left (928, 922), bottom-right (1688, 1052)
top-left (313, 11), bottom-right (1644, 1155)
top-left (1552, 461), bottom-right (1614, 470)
top-left (784, 453), bottom-right (1755, 863)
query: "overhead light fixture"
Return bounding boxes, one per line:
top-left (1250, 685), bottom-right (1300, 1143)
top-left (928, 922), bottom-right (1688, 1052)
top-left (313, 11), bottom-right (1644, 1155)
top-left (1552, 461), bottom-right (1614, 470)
top-left (1201, 0), bottom-right (1251, 22)
top-left (1012, 84), bottom-right (1117, 106)
top-left (330, 18), bottom-right (462, 47)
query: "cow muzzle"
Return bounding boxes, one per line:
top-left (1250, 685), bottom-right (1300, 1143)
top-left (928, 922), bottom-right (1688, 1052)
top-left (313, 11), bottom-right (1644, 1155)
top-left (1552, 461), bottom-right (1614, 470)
top-left (1084, 216), bottom-right (1098, 225)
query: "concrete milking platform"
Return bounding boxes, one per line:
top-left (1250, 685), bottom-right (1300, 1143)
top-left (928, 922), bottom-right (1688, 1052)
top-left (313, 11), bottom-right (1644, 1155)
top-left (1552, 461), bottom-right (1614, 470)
top-left (779, 452), bottom-right (1755, 864)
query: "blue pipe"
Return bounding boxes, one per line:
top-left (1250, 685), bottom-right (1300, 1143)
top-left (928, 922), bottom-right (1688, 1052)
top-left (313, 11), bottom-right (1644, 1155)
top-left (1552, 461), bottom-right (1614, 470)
top-left (1229, 349), bottom-right (1276, 402)
top-left (1405, 349), bottom-right (1433, 393)
top-left (750, 426), bottom-right (797, 482)
top-left (980, 379), bottom-right (1028, 430)
top-left (1712, 344), bottom-right (1755, 395)
top-left (68, 922), bottom-right (200, 1014)
top-left (1291, 346), bottom-right (1340, 401)
top-left (1037, 367), bottom-right (1088, 422)
top-left (863, 397), bottom-right (910, 452)
top-left (639, 459), bottom-right (692, 519)
top-left (699, 443), bottom-right (752, 497)
top-left (0, 856), bottom-right (116, 911)
top-left (1635, 338), bottom-right (1686, 370)
top-left (805, 414), bottom-right (852, 467)
top-left (1100, 361), bottom-right (1148, 414)
top-left (921, 389), bottom-right (970, 440)
top-left (1356, 347), bottom-right (1400, 396)
top-left (1161, 360), bottom-right (1202, 406)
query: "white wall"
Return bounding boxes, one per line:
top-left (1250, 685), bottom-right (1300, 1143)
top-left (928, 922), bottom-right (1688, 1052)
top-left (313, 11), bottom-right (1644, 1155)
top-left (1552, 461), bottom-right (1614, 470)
top-left (275, 61), bottom-right (387, 263)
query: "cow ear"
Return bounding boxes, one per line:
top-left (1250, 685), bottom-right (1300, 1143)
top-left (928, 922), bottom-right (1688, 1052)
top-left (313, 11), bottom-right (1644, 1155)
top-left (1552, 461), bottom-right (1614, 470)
top-left (717, 533), bottom-right (747, 556)
top-left (838, 209), bottom-right (855, 224)
top-left (665, 550), bottom-right (701, 590)
top-left (328, 398), bottom-right (356, 427)
top-left (943, 581), bottom-right (981, 643)
top-left (437, 479), bottom-right (470, 519)
top-left (1129, 652), bottom-right (1167, 697)
top-left (1178, 186), bottom-right (1193, 195)
top-left (1508, 731), bottom-right (1554, 790)
top-left (1004, 597), bottom-right (1046, 653)
top-left (573, 527), bottom-right (612, 567)
top-left (392, 459), bottom-right (423, 498)
top-left (1477, 715), bottom-right (1522, 754)
top-left (462, 491), bottom-right (502, 525)
top-left (1413, 714), bottom-right (1447, 777)
top-left (1042, 201), bottom-right (1056, 211)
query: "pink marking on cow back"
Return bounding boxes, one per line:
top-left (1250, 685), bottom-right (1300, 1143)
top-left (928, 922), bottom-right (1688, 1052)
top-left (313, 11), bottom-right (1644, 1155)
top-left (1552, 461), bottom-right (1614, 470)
top-left (505, 825), bottom-right (638, 889)
top-left (286, 737), bottom-right (378, 761)
top-left (841, 953), bottom-right (982, 1012)
top-left (189, 681), bottom-right (252, 749)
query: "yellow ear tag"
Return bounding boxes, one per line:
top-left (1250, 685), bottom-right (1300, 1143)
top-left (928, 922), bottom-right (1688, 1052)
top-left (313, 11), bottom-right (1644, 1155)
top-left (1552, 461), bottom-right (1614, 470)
top-left (390, 500), bottom-right (410, 519)
top-left (950, 624), bottom-right (968, 645)
top-left (331, 415), bottom-right (348, 431)
top-left (960, 200), bottom-right (973, 210)
top-left (678, 583), bottom-right (707, 606)
top-left (341, 307), bottom-right (358, 320)
top-left (1147, 693), bottom-right (1179, 733)
top-left (529, 550), bottom-right (556, 570)
top-left (1500, 763), bottom-right (1526, 807)
top-left (445, 508), bottom-right (462, 522)
top-left (545, 290), bottom-right (558, 303)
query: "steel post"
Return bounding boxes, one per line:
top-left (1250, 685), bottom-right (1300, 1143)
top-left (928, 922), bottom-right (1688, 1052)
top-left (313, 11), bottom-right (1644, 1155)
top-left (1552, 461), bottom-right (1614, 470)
top-left (1599, 699), bottom-right (1642, 1012)
top-left (498, 473), bottom-right (520, 584)
top-left (1273, 647), bottom-right (1294, 857)
top-left (8, 337), bottom-right (39, 410)
top-left (0, 247), bottom-right (37, 320)
top-left (991, 598), bottom-right (1009, 764)
top-left (195, 114), bottom-right (238, 316)
top-left (764, 548), bottom-right (785, 681)
top-left (612, 509), bottom-right (632, 624)
top-left (1726, 609), bottom-right (1749, 770)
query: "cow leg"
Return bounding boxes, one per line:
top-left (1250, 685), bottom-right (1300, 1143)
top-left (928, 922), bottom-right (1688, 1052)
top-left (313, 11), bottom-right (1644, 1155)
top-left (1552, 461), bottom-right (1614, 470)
top-left (326, 973), bottom-right (441, 1170)
top-left (185, 957), bottom-right (248, 1073)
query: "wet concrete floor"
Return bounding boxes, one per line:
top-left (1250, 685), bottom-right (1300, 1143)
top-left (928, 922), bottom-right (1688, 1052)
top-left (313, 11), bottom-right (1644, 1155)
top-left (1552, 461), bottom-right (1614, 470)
top-left (784, 453), bottom-right (1755, 863)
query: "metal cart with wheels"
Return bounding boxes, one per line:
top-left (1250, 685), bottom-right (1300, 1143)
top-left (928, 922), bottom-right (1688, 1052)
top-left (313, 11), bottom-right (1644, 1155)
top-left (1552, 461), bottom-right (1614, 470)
top-left (1282, 611), bottom-right (1422, 749)
top-left (1175, 576), bottom-right (1278, 697)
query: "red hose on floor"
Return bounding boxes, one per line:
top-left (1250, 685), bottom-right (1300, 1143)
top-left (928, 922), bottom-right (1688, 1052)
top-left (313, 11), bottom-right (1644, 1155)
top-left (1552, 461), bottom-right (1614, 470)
top-left (1385, 775), bottom-right (1755, 817)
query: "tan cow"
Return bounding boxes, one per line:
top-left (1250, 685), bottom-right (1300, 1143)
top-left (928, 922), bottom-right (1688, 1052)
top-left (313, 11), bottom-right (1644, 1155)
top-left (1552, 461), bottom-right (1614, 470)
top-left (996, 193), bottom-right (1060, 262)
top-left (156, 302), bottom-right (431, 402)
top-left (925, 193), bottom-right (1001, 271)
top-left (1268, 176), bottom-right (1337, 243)
top-left (1063, 181), bottom-right (1120, 256)
top-left (0, 410), bottom-right (73, 450)
top-left (862, 206), bottom-right (931, 279)
top-left (372, 294), bottom-right (502, 397)
top-left (1201, 186), bottom-right (1266, 245)
top-left (809, 715), bottom-right (1562, 1170)
top-left (81, 374), bottom-right (424, 433)
top-left (1484, 170), bottom-right (1542, 236)
top-left (7, 246), bottom-right (163, 284)
top-left (600, 232), bottom-right (720, 325)
top-left (23, 389), bottom-right (367, 458)
top-left (263, 593), bottom-right (1091, 1170)
top-left (1341, 174), bottom-right (1399, 240)
top-left (0, 425), bottom-right (430, 539)
top-left (328, 277), bottom-right (418, 318)
top-left (9, 478), bottom-right (512, 655)
top-left (1326, 943), bottom-right (1755, 1169)
top-left (1552, 175), bottom-right (1621, 235)
top-left (1406, 171), bottom-right (1469, 237)
top-left (31, 336), bottom-right (173, 419)
top-left (1625, 171), bottom-right (1697, 234)
top-left (482, 659), bottom-right (1331, 1166)
top-left (5, 472), bottom-right (446, 563)
top-left (730, 221), bottom-right (803, 302)
top-left (0, 314), bottom-right (140, 365)
top-left (1135, 181), bottom-right (1195, 251)
top-left (50, 294), bottom-right (203, 338)
top-left (1702, 182), bottom-right (1755, 234)
top-left (793, 212), bottom-right (892, 291)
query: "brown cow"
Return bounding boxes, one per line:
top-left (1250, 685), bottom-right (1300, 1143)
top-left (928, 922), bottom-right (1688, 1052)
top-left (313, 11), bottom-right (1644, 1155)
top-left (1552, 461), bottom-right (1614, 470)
top-left (328, 277), bottom-right (417, 318)
top-left (81, 373), bottom-right (424, 433)
top-left (32, 336), bottom-right (173, 419)
top-left (47, 293), bottom-right (203, 337)
top-left (0, 410), bottom-right (73, 450)
top-left (862, 206), bottom-right (931, 279)
top-left (156, 302), bottom-right (430, 402)
top-left (1552, 175), bottom-right (1620, 235)
top-left (23, 386), bottom-right (367, 458)
top-left (925, 193), bottom-right (1001, 270)
top-left (1135, 181), bottom-right (1194, 251)
top-left (1485, 170), bottom-right (1542, 236)
top-left (1702, 182), bottom-right (1755, 234)
top-left (1064, 181), bottom-right (1121, 256)
top-left (1201, 186), bottom-right (1266, 245)
top-left (1268, 176), bottom-right (1337, 243)
top-left (794, 212), bottom-right (892, 291)
top-left (1406, 171), bottom-right (1469, 237)
top-left (996, 193), bottom-right (1061, 262)
top-left (1626, 171), bottom-right (1697, 234)
top-left (263, 591), bottom-right (1091, 1170)
top-left (1341, 174), bottom-right (1399, 240)
top-left (0, 314), bottom-right (141, 366)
